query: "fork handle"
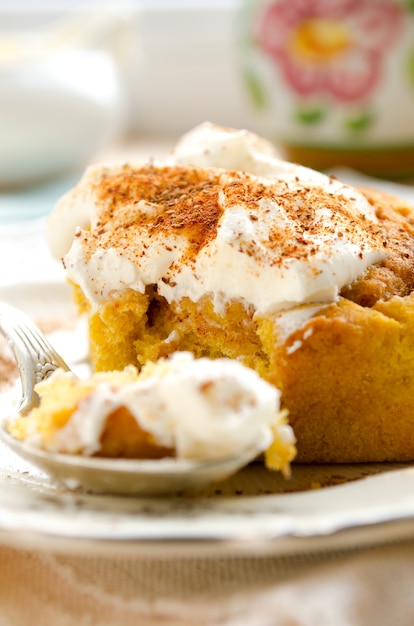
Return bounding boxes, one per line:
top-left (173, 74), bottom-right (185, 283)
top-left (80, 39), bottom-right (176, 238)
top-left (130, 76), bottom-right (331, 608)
top-left (0, 302), bottom-right (71, 415)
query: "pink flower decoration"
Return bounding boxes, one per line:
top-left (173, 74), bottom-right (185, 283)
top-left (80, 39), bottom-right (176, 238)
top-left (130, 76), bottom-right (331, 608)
top-left (257, 0), bottom-right (403, 102)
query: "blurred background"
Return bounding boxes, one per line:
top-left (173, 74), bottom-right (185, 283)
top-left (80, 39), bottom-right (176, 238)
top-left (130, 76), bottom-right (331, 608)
top-left (0, 0), bottom-right (248, 190)
top-left (0, 0), bottom-right (413, 221)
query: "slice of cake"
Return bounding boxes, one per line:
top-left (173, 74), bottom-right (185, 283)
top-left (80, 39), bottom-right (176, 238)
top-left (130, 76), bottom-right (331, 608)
top-left (47, 123), bottom-right (414, 463)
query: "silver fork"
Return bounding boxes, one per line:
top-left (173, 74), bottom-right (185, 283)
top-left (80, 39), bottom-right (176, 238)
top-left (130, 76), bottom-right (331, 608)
top-left (0, 302), bottom-right (71, 414)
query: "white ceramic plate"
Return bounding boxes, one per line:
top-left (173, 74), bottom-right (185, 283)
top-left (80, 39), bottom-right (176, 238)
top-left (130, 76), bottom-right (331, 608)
top-left (1, 280), bottom-right (414, 559)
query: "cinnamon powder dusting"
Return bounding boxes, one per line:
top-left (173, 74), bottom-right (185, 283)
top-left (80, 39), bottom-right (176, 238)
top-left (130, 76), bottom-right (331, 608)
top-left (79, 164), bottom-right (384, 271)
top-left (91, 165), bottom-right (224, 258)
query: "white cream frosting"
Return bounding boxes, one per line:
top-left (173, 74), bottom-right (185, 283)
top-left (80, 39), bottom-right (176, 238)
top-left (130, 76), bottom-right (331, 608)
top-left (170, 120), bottom-right (281, 173)
top-left (44, 353), bottom-right (294, 462)
top-left (49, 122), bottom-right (387, 314)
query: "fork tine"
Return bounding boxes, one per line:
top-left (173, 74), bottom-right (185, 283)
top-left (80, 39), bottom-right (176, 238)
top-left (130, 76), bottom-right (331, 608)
top-left (0, 302), bottom-right (72, 415)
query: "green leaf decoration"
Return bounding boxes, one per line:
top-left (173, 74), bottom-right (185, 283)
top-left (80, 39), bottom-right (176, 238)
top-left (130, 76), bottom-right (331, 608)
top-left (405, 0), bottom-right (414, 12)
top-left (345, 110), bottom-right (375, 132)
top-left (407, 48), bottom-right (414, 88)
top-left (295, 107), bottom-right (326, 125)
top-left (243, 68), bottom-right (267, 110)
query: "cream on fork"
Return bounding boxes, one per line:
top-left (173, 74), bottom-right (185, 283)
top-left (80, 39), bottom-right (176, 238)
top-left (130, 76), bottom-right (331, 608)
top-left (0, 303), bottom-right (281, 496)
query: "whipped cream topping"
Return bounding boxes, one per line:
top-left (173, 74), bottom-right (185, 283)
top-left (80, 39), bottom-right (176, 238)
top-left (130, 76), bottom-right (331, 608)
top-left (30, 353), bottom-right (294, 467)
top-left (170, 120), bottom-right (281, 173)
top-left (50, 122), bottom-right (387, 314)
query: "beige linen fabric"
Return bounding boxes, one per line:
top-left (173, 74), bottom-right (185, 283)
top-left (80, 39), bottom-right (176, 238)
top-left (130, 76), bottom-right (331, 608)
top-left (1, 541), bottom-right (414, 626)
